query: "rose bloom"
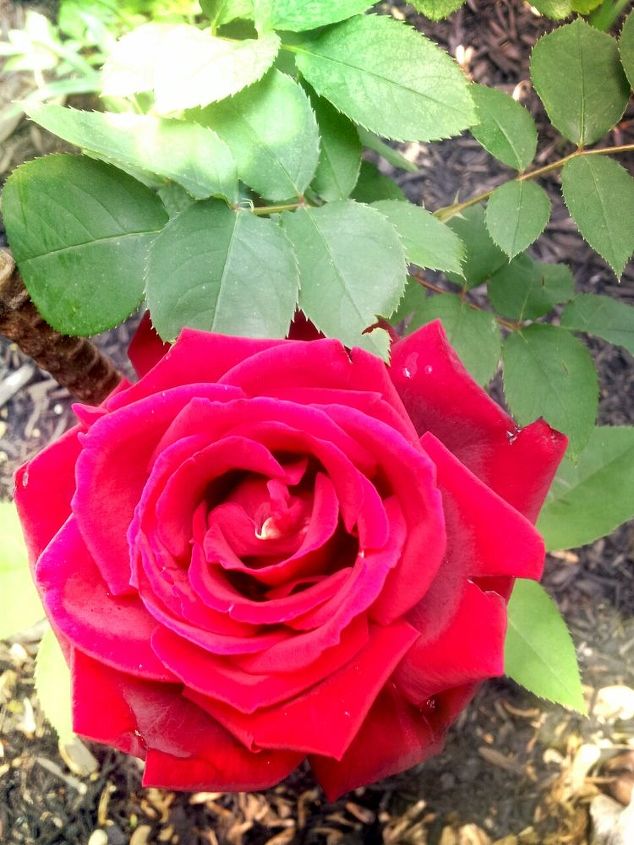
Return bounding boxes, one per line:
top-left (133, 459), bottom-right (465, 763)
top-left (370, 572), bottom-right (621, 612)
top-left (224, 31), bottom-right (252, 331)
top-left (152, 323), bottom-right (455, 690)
top-left (16, 319), bottom-right (566, 799)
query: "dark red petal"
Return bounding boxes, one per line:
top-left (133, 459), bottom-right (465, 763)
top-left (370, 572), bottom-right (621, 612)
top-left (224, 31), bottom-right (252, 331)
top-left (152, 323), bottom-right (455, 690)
top-left (395, 581), bottom-right (506, 704)
top-left (310, 685), bottom-right (442, 801)
top-left (109, 329), bottom-right (283, 411)
top-left (407, 434), bottom-right (544, 644)
top-left (151, 614), bottom-right (369, 714)
top-left (36, 518), bottom-right (173, 681)
top-left (128, 312), bottom-right (171, 378)
top-left (390, 321), bottom-right (567, 520)
top-left (73, 384), bottom-right (240, 595)
top-left (188, 621), bottom-right (419, 760)
top-left (14, 427), bottom-right (81, 564)
top-left (71, 649), bottom-right (146, 758)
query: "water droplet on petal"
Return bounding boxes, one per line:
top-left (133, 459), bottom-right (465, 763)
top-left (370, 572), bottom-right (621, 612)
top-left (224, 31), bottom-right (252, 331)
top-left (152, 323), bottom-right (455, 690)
top-left (424, 365), bottom-right (433, 375)
top-left (21, 470), bottom-right (29, 488)
top-left (402, 367), bottom-right (412, 379)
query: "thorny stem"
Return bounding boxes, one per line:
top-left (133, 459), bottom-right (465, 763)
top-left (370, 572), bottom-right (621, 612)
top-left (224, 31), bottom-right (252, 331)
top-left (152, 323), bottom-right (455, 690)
top-left (250, 201), bottom-right (306, 215)
top-left (435, 143), bottom-right (634, 222)
top-left (0, 250), bottom-right (122, 405)
top-left (408, 268), bottom-right (522, 333)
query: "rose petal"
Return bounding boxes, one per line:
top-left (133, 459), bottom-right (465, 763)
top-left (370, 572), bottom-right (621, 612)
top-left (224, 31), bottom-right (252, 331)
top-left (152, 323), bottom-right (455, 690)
top-left (109, 329), bottom-right (283, 412)
top-left (390, 321), bottom-right (567, 520)
top-left (71, 648), bottom-right (146, 758)
top-left (15, 427), bottom-right (81, 564)
top-left (188, 621), bottom-right (420, 760)
top-left (395, 581), bottom-right (506, 704)
top-left (73, 385), bottom-right (240, 595)
top-left (310, 685), bottom-right (442, 801)
top-left (36, 518), bottom-right (173, 681)
top-left (128, 312), bottom-right (171, 378)
top-left (151, 614), bottom-right (369, 714)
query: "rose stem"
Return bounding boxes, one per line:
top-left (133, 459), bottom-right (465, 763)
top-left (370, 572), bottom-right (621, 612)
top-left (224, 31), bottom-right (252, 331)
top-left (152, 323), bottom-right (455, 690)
top-left (0, 249), bottom-right (122, 405)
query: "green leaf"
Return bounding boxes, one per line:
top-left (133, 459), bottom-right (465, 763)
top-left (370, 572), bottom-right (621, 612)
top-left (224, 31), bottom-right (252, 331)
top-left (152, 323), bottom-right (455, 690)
top-left (397, 287), bottom-right (501, 384)
top-left (530, 0), bottom-right (573, 18)
top-left (561, 155), bottom-right (634, 278)
top-left (372, 199), bottom-right (464, 275)
top-left (530, 19), bottom-right (629, 146)
top-left (350, 161), bottom-right (406, 203)
top-left (489, 255), bottom-right (574, 321)
top-left (357, 127), bottom-right (418, 173)
top-left (35, 627), bottom-right (74, 743)
top-left (158, 183), bottom-right (196, 217)
top-left (561, 294), bottom-right (634, 355)
top-left (503, 324), bottom-right (598, 456)
top-left (538, 426), bottom-right (634, 550)
top-left (197, 70), bottom-right (319, 202)
top-left (505, 580), bottom-right (586, 713)
top-left (485, 181), bottom-right (551, 259)
top-left (409, 0), bottom-right (466, 20)
top-left (146, 200), bottom-right (298, 341)
top-left (470, 84), bottom-right (538, 172)
top-left (620, 11), bottom-right (634, 90)
top-left (102, 23), bottom-right (280, 113)
top-left (256, 0), bottom-right (374, 31)
top-left (295, 14), bottom-right (476, 142)
top-left (446, 204), bottom-right (507, 289)
top-left (28, 105), bottom-right (238, 202)
top-left (311, 96), bottom-right (362, 202)
top-left (281, 201), bottom-right (407, 356)
top-left (201, 0), bottom-right (254, 26)
top-left (3, 155), bottom-right (168, 335)
top-left (0, 502), bottom-right (43, 640)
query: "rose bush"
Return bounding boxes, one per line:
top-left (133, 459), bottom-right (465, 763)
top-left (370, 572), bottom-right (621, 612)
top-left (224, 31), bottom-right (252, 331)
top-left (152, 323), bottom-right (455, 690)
top-left (16, 320), bottom-right (566, 799)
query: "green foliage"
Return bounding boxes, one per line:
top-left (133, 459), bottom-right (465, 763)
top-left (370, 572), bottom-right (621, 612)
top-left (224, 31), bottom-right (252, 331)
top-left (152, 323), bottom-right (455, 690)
top-left (350, 161), bottom-right (406, 203)
top-left (294, 14), bottom-right (476, 142)
top-left (0, 502), bottom-right (43, 640)
top-left (372, 200), bottom-right (464, 275)
top-left (538, 426), bottom-right (634, 550)
top-left (201, 0), bottom-right (254, 27)
top-left (485, 181), bottom-right (551, 259)
top-left (102, 23), bottom-right (280, 112)
top-left (561, 293), bottom-right (634, 355)
top-left (561, 155), bottom-right (634, 278)
top-left (530, 0), bottom-right (574, 18)
top-left (35, 627), bottom-right (74, 743)
top-left (3, 155), bottom-right (167, 336)
top-left (470, 85), bottom-right (538, 172)
top-left (311, 97), bottom-right (362, 202)
top-left (357, 129), bottom-right (418, 173)
top-left (489, 256), bottom-right (574, 321)
top-left (281, 201), bottom-right (407, 357)
top-left (28, 105), bottom-right (239, 202)
top-left (255, 0), bottom-right (375, 31)
top-left (620, 11), bottom-right (634, 89)
top-left (397, 287), bottom-right (501, 385)
top-left (530, 19), bottom-right (629, 146)
top-left (505, 580), bottom-right (586, 714)
top-left (503, 325), bottom-right (598, 456)
top-left (197, 70), bottom-right (319, 201)
top-left (446, 205), bottom-right (507, 288)
top-left (408, 0), bottom-right (466, 20)
top-left (146, 200), bottom-right (299, 340)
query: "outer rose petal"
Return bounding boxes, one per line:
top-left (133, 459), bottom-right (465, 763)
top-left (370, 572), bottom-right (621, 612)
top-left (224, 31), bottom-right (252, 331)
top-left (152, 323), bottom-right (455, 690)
top-left (390, 321), bottom-right (567, 521)
top-left (128, 312), bottom-right (170, 378)
top-left (310, 685), bottom-right (442, 801)
top-left (395, 581), bottom-right (506, 704)
top-left (36, 518), bottom-right (173, 681)
top-left (71, 649), bottom-right (146, 758)
top-left (14, 427), bottom-right (81, 563)
top-left (111, 329), bottom-right (284, 411)
top-left (188, 621), bottom-right (420, 760)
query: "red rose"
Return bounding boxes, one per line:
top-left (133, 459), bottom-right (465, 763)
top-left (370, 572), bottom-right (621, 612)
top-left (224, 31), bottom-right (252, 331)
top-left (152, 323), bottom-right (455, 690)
top-left (16, 321), bottom-right (566, 799)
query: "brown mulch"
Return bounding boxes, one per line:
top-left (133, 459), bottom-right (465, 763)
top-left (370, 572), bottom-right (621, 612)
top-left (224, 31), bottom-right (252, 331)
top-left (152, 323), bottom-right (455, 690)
top-left (1, 1), bottom-right (634, 843)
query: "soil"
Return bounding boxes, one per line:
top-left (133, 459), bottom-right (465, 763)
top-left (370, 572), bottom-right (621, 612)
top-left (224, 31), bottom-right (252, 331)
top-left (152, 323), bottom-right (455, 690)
top-left (1, 1), bottom-right (634, 844)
